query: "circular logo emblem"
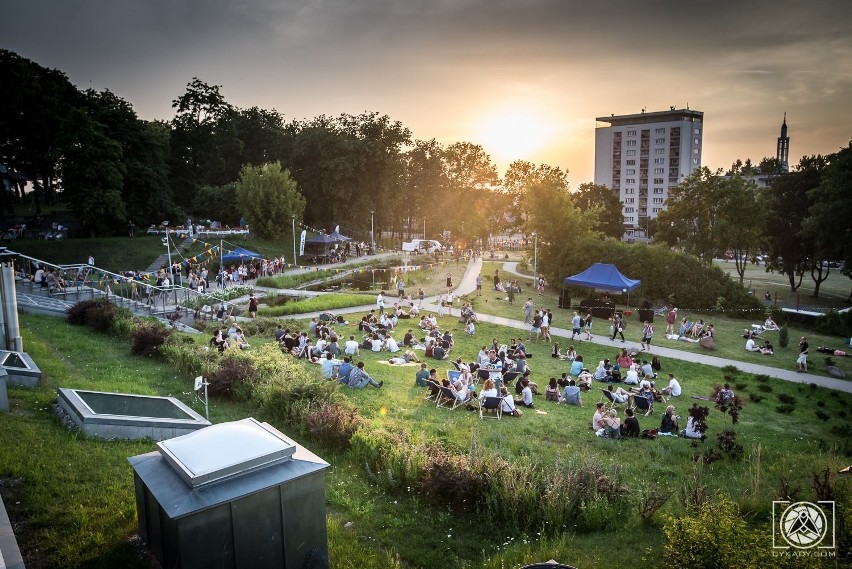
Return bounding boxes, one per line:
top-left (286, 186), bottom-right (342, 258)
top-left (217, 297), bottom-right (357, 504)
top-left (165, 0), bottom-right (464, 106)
top-left (780, 502), bottom-right (828, 548)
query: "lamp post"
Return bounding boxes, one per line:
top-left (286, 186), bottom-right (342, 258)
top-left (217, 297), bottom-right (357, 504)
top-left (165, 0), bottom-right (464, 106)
top-left (162, 233), bottom-right (173, 279)
top-left (291, 214), bottom-right (297, 265)
top-left (623, 288), bottom-right (629, 312)
top-left (370, 210), bottom-right (375, 255)
top-left (532, 232), bottom-right (538, 286)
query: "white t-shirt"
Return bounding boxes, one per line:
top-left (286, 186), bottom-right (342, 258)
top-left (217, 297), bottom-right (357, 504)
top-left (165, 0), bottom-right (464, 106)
top-left (385, 337), bottom-right (400, 353)
top-left (344, 340), bottom-right (359, 355)
top-left (667, 378), bottom-right (682, 397)
top-left (371, 339), bottom-right (383, 352)
top-left (479, 387), bottom-right (498, 400)
top-left (624, 369), bottom-right (639, 384)
top-left (501, 395), bottom-right (516, 413)
top-left (521, 386), bottom-right (533, 406)
top-left (745, 338), bottom-right (756, 351)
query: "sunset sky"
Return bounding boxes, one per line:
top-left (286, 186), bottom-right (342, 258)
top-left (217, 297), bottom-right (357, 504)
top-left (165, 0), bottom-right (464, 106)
top-left (5, 0), bottom-right (851, 184)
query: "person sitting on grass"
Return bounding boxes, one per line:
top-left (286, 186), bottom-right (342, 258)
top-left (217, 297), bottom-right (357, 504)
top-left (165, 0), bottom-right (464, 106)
top-left (592, 402), bottom-right (607, 432)
top-left (764, 316), bottom-right (780, 331)
top-left (545, 377), bottom-right (560, 402)
top-left (621, 407), bottom-right (640, 438)
top-left (346, 361), bottom-right (383, 389)
top-left (600, 409), bottom-right (621, 438)
top-left (745, 337), bottom-right (761, 352)
top-left (338, 357), bottom-right (353, 384)
top-left (514, 378), bottom-right (534, 408)
top-left (415, 363), bottom-right (430, 386)
top-left (660, 405), bottom-right (680, 434)
top-left (661, 373), bottom-right (681, 397)
top-left (320, 353), bottom-right (341, 378)
top-left (577, 367), bottom-right (593, 390)
top-left (559, 379), bottom-right (583, 406)
top-left (760, 341), bottom-right (774, 355)
top-left (500, 386), bottom-right (523, 416)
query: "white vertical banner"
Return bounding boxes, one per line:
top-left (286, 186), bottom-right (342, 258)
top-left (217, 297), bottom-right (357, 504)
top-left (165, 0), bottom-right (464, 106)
top-left (299, 230), bottom-right (306, 256)
top-left (334, 224), bottom-right (340, 234)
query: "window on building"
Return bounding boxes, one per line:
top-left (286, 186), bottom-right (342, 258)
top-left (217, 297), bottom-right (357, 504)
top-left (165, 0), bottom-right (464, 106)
top-left (693, 148), bottom-right (699, 154)
top-left (625, 198), bottom-right (635, 204)
top-left (653, 207), bottom-right (662, 213)
top-left (654, 148), bottom-right (665, 154)
top-left (626, 169), bottom-right (636, 175)
top-left (694, 128), bottom-right (700, 135)
top-left (627, 140), bottom-right (637, 146)
top-left (627, 150), bottom-right (636, 156)
top-left (627, 130), bottom-right (636, 136)
top-left (655, 128), bottom-right (665, 134)
top-left (693, 158), bottom-right (699, 164)
top-left (654, 178), bottom-right (664, 184)
top-left (654, 168), bottom-right (664, 174)
top-left (624, 207), bottom-right (635, 213)
top-left (653, 198), bottom-right (663, 204)
top-left (694, 138), bottom-right (700, 144)
top-left (653, 187), bottom-right (664, 194)
top-left (654, 158), bottom-right (665, 164)
top-left (626, 159), bottom-right (636, 165)
top-left (655, 138), bottom-right (666, 144)
top-left (626, 178), bottom-right (636, 184)
top-left (625, 188), bottom-right (634, 194)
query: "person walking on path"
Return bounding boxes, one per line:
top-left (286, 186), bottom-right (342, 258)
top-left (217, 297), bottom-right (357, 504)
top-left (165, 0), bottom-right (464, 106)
top-left (523, 298), bottom-right (535, 324)
top-left (570, 311), bottom-right (582, 341)
top-left (584, 312), bottom-right (594, 340)
top-left (611, 313), bottom-right (625, 342)
top-left (797, 336), bottom-right (809, 372)
top-left (640, 320), bottom-right (654, 352)
top-left (476, 274), bottom-right (482, 295)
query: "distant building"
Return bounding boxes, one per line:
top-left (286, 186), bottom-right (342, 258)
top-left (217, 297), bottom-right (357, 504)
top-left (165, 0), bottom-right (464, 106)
top-left (594, 108), bottom-right (703, 239)
top-left (776, 113), bottom-right (790, 172)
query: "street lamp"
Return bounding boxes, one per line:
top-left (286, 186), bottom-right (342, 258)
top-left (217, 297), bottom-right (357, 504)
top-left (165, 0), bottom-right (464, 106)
top-left (291, 214), bottom-right (297, 266)
top-left (532, 232), bottom-right (538, 286)
top-left (370, 210), bottom-right (375, 255)
top-left (161, 233), bottom-right (173, 279)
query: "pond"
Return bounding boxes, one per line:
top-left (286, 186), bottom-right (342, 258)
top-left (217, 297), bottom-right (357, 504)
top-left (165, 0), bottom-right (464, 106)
top-left (303, 269), bottom-right (396, 293)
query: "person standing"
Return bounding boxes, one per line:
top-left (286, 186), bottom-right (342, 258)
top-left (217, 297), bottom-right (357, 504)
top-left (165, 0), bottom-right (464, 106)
top-left (396, 275), bottom-right (405, 299)
top-left (665, 308), bottom-right (678, 335)
top-left (611, 313), bottom-right (625, 342)
top-left (584, 312), bottom-right (593, 340)
top-left (377, 290), bottom-right (386, 315)
top-left (640, 320), bottom-right (654, 351)
top-left (248, 295), bottom-right (258, 318)
top-left (476, 274), bottom-right (482, 295)
top-left (418, 287), bottom-right (425, 307)
top-left (446, 273), bottom-right (453, 289)
top-left (797, 336), bottom-right (809, 372)
top-left (523, 298), bottom-right (534, 324)
top-left (570, 311), bottom-right (581, 340)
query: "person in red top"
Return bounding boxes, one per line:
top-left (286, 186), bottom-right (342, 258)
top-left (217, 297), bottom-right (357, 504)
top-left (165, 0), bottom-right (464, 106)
top-left (665, 308), bottom-right (678, 335)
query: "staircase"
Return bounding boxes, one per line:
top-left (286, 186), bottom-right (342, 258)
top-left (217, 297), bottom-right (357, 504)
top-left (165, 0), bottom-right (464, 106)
top-left (145, 235), bottom-right (195, 274)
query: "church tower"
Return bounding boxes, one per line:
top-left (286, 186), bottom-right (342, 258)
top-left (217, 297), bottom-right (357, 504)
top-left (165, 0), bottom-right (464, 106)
top-left (776, 113), bottom-right (790, 172)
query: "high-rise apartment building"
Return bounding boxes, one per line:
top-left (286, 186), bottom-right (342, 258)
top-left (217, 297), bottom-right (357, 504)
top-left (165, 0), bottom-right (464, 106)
top-left (594, 108), bottom-right (703, 238)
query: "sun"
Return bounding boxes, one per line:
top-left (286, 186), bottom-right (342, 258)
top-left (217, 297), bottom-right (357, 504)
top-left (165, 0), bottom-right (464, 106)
top-left (475, 106), bottom-right (553, 163)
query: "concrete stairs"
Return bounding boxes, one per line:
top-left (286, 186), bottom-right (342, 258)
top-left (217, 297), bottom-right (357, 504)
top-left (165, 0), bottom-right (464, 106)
top-left (144, 235), bottom-right (195, 274)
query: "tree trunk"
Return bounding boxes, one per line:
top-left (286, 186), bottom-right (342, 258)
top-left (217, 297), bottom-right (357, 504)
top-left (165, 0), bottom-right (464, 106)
top-left (811, 264), bottom-right (830, 298)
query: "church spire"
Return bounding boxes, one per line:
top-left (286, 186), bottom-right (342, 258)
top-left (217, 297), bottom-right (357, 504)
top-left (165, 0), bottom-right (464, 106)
top-left (777, 113), bottom-right (790, 172)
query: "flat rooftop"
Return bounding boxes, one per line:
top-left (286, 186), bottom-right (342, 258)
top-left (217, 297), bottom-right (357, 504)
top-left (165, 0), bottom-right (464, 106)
top-left (596, 108), bottom-right (703, 127)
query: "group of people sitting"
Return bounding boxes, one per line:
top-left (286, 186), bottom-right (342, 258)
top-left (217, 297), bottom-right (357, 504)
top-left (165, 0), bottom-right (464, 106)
top-left (209, 324), bottom-right (249, 352)
top-left (668, 318), bottom-right (715, 341)
top-left (592, 400), bottom-right (698, 439)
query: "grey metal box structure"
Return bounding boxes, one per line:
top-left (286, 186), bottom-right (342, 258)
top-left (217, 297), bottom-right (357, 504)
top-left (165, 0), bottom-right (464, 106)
top-left (128, 419), bottom-right (329, 569)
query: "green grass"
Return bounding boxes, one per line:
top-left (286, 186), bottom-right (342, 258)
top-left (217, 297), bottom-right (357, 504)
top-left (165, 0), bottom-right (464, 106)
top-left (714, 260), bottom-right (851, 308)
top-left (4, 302), bottom-right (852, 567)
top-left (258, 293), bottom-right (374, 316)
top-left (9, 236), bottom-right (166, 272)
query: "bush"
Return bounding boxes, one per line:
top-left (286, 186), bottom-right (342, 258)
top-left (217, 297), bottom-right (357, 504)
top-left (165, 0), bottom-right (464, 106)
top-left (748, 394), bottom-right (764, 403)
top-left (67, 299), bottom-right (116, 331)
top-left (753, 374), bottom-right (771, 383)
top-left (777, 393), bottom-right (796, 405)
top-left (304, 401), bottom-right (363, 449)
top-left (663, 495), bottom-right (772, 568)
top-left (207, 353), bottom-right (257, 400)
top-left (757, 384), bottom-right (773, 393)
top-left (255, 369), bottom-right (340, 427)
top-left (130, 321), bottom-right (172, 356)
top-left (776, 404), bottom-right (795, 414)
top-left (816, 410), bottom-right (830, 421)
top-left (159, 340), bottom-right (219, 377)
top-left (778, 325), bottom-right (789, 348)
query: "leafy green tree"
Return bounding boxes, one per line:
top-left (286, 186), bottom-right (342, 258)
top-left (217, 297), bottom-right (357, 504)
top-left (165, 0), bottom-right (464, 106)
top-left (762, 156), bottom-right (825, 293)
top-left (655, 167), bottom-right (726, 264)
top-left (571, 182), bottom-right (624, 239)
top-left (191, 183), bottom-right (240, 227)
top-left (403, 139), bottom-right (446, 240)
top-left (502, 161), bottom-right (569, 232)
top-left (716, 177), bottom-right (765, 285)
top-left (804, 141), bottom-right (852, 299)
top-left (235, 162), bottom-right (305, 239)
top-left (440, 142), bottom-right (499, 240)
top-left (60, 110), bottom-right (127, 237)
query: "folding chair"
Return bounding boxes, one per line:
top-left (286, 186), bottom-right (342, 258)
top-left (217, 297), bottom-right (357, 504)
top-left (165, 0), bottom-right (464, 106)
top-left (479, 396), bottom-right (502, 420)
top-left (502, 370), bottom-right (520, 388)
top-left (478, 368), bottom-right (491, 382)
top-left (436, 385), bottom-right (462, 410)
top-left (633, 393), bottom-right (654, 416)
top-left (424, 380), bottom-right (441, 403)
top-left (451, 360), bottom-right (462, 371)
top-left (447, 370), bottom-right (461, 384)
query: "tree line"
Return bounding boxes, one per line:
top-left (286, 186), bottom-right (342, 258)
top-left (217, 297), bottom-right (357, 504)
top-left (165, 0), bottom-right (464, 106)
top-left (0, 50), bottom-right (621, 242)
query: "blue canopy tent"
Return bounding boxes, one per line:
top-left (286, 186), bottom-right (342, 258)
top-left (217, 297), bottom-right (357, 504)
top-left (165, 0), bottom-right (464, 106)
top-left (221, 247), bottom-right (263, 263)
top-left (304, 233), bottom-right (341, 260)
top-left (563, 263), bottom-right (640, 292)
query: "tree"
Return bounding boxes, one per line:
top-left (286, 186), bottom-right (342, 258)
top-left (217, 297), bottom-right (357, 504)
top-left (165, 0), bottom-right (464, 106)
top-left (403, 139), bottom-right (446, 240)
top-left (715, 177), bottom-right (765, 285)
top-left (571, 182), bottom-right (624, 239)
top-left (502, 161), bottom-right (569, 232)
top-left (803, 146), bottom-right (852, 297)
top-left (762, 156), bottom-right (825, 293)
top-left (655, 167), bottom-right (726, 264)
top-left (60, 110), bottom-right (127, 237)
top-left (235, 162), bottom-right (305, 239)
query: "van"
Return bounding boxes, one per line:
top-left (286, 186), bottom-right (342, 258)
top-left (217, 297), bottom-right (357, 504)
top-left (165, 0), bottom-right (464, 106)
top-left (402, 239), bottom-right (443, 253)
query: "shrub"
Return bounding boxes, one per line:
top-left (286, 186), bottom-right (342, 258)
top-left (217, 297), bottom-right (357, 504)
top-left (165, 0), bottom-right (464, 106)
top-left (757, 384), bottom-right (773, 393)
top-left (778, 325), bottom-right (789, 348)
top-left (207, 353), bottom-right (257, 400)
top-left (777, 393), bottom-right (796, 405)
top-left (255, 369), bottom-right (339, 427)
top-left (636, 481), bottom-right (674, 523)
top-left (776, 404), bottom-right (795, 414)
top-left (816, 410), bottom-right (830, 421)
top-left (67, 299), bottom-right (121, 332)
top-left (130, 321), bottom-right (172, 356)
top-left (663, 495), bottom-right (772, 568)
top-left (735, 383), bottom-right (748, 391)
top-left (67, 299), bottom-right (105, 325)
top-left (749, 394), bottom-right (764, 403)
top-left (721, 365), bottom-right (739, 374)
top-left (159, 340), bottom-right (219, 378)
top-left (304, 401), bottom-right (363, 449)
top-left (417, 449), bottom-right (492, 512)
top-left (700, 430), bottom-right (743, 464)
top-left (753, 374), bottom-right (771, 383)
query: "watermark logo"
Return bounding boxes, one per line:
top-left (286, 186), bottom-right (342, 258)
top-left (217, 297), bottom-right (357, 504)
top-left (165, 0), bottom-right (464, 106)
top-left (773, 501), bottom-right (835, 550)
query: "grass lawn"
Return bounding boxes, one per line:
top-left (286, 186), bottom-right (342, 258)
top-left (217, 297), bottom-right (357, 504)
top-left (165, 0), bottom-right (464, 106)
top-left (3, 303), bottom-right (852, 567)
top-left (9, 236), bottom-right (166, 273)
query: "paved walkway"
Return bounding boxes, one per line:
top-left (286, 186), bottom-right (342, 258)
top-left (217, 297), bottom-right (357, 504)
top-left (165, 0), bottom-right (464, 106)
top-left (501, 261), bottom-right (534, 281)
